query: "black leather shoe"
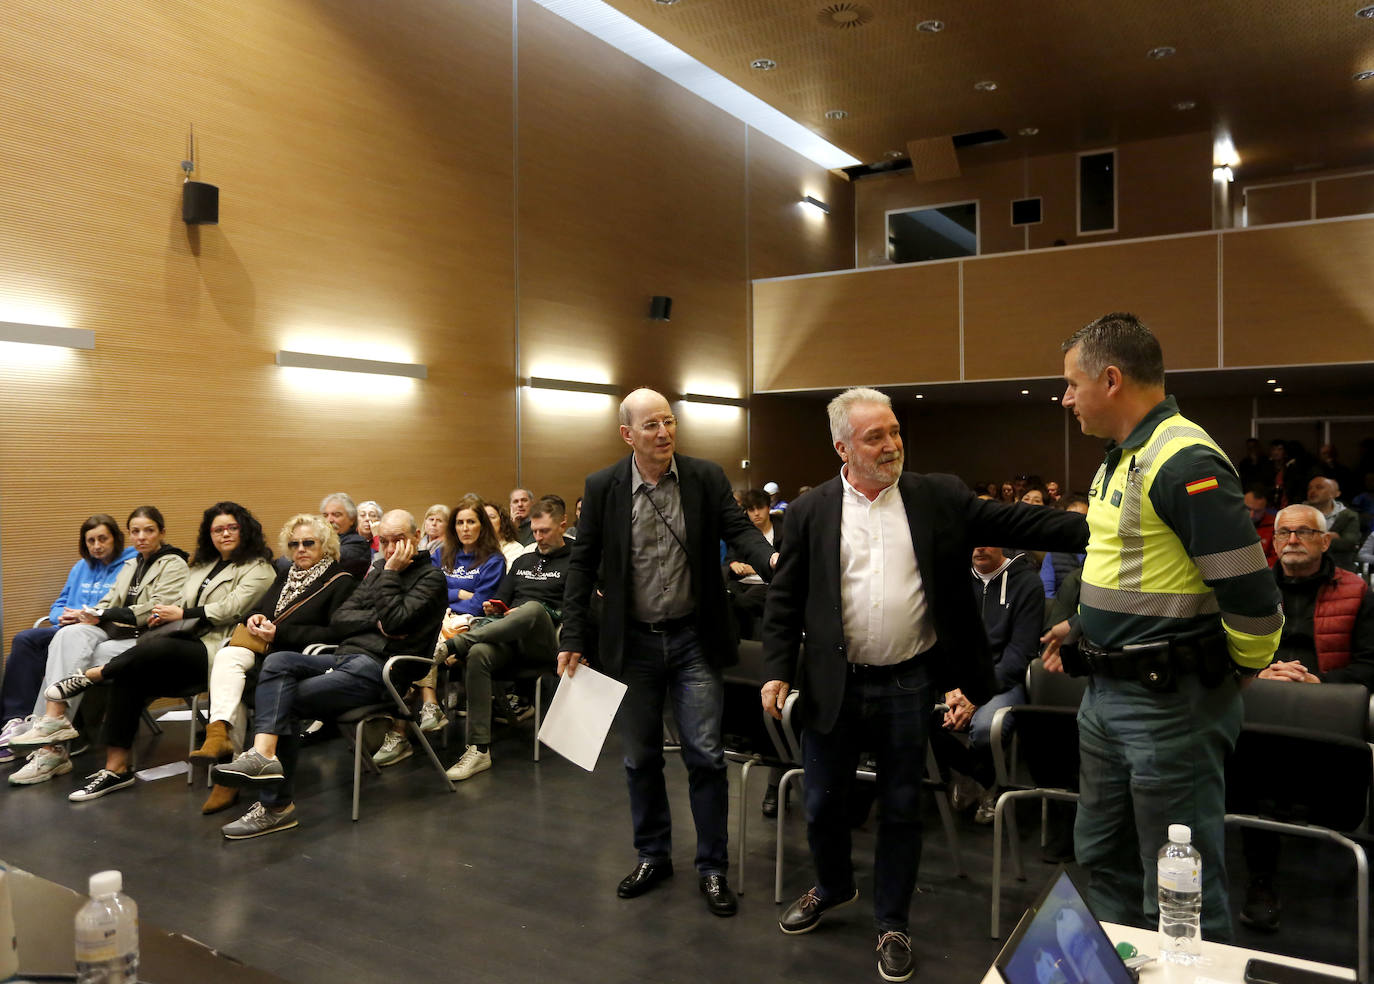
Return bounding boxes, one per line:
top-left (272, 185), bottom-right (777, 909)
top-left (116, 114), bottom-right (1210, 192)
top-left (876, 930), bottom-right (915, 982)
top-left (699, 873), bottom-right (738, 917)
top-left (761, 783), bottom-right (779, 818)
top-left (778, 885), bottom-right (859, 934)
top-left (617, 859), bottom-right (673, 898)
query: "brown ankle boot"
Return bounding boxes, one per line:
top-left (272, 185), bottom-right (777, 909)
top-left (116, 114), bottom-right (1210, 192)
top-left (201, 783), bottom-right (239, 815)
top-left (190, 720), bottom-right (235, 762)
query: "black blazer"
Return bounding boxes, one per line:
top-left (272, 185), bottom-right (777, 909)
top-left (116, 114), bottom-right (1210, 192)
top-left (562, 453), bottom-right (776, 678)
top-left (761, 472), bottom-right (1088, 735)
top-left (724, 515), bottom-right (785, 578)
top-left (250, 562), bottom-right (357, 653)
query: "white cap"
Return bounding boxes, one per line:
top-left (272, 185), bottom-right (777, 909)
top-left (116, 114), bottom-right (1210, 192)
top-left (1168, 823), bottom-right (1191, 844)
top-left (763, 482), bottom-right (780, 494)
top-left (89, 870), bottom-right (122, 896)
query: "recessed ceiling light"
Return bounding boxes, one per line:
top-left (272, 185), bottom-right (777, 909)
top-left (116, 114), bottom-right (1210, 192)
top-left (1147, 45), bottom-right (1176, 59)
top-left (1273, 386), bottom-right (1284, 393)
top-left (824, 109), bottom-right (849, 120)
top-left (1051, 396), bottom-right (1059, 402)
top-left (1266, 378), bottom-right (1277, 384)
top-left (1356, 70), bottom-right (1374, 82)
top-left (652, 0), bottom-right (681, 5)
top-left (884, 149), bottom-right (905, 159)
top-left (1173, 99), bottom-right (1196, 111)
top-left (915, 393), bottom-right (925, 399)
top-left (974, 80), bottom-right (998, 92)
top-left (916, 19), bottom-right (944, 32)
top-left (1020, 389), bottom-right (1030, 395)
top-left (1018, 127), bottom-right (1039, 136)
top-left (1357, 4), bottom-right (1374, 18)
top-left (751, 58), bottom-right (777, 71)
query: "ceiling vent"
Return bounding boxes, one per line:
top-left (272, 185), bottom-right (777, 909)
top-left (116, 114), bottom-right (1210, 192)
top-left (952, 128), bottom-right (1008, 148)
top-left (817, 3), bottom-right (874, 29)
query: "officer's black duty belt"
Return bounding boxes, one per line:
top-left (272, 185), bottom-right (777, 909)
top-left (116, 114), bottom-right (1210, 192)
top-left (1065, 632), bottom-right (1231, 692)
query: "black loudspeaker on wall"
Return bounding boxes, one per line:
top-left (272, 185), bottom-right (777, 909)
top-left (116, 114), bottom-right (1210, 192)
top-left (650, 295), bottom-right (672, 321)
top-left (182, 180), bottom-right (219, 225)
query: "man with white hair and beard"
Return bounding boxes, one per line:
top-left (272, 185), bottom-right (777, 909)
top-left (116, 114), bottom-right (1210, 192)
top-left (759, 386), bottom-right (1087, 982)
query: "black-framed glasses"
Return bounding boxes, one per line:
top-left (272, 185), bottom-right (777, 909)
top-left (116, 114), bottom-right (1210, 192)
top-left (287, 539), bottom-right (318, 550)
top-left (1274, 527), bottom-right (1322, 541)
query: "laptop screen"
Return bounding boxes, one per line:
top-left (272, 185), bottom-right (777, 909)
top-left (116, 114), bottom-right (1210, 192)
top-left (995, 867), bottom-right (1135, 984)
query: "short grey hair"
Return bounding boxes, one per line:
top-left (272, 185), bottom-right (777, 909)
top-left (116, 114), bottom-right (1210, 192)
top-left (319, 492), bottom-right (357, 521)
top-left (358, 500), bottom-right (382, 517)
top-left (278, 513), bottom-right (341, 562)
top-left (424, 503), bottom-right (451, 523)
top-left (1276, 504), bottom-right (1328, 533)
top-left (619, 387), bottom-right (671, 427)
top-left (827, 387), bottom-right (892, 445)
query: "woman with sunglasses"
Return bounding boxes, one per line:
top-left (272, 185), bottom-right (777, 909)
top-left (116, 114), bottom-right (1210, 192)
top-left (184, 513), bottom-right (356, 813)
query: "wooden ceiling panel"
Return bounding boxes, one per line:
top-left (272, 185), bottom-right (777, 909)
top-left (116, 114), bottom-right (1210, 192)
top-left (604, 0), bottom-right (1374, 178)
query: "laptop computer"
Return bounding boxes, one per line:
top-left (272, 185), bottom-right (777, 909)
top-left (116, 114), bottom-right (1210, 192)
top-left (994, 866), bottom-right (1136, 984)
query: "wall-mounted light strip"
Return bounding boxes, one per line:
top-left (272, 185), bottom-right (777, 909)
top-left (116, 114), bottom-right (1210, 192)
top-left (276, 350), bottom-right (427, 379)
top-left (0, 322), bottom-right (95, 350)
top-left (680, 392), bottom-right (748, 407)
top-left (528, 376), bottom-right (622, 396)
top-left (801, 195), bottom-right (831, 215)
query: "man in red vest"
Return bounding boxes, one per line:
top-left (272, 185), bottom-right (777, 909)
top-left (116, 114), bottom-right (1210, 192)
top-left (1239, 502), bottom-right (1374, 932)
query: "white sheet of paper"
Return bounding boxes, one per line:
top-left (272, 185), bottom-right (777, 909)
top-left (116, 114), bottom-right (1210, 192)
top-left (156, 709), bottom-right (193, 721)
top-left (537, 665), bottom-right (627, 772)
top-left (135, 760), bottom-right (189, 781)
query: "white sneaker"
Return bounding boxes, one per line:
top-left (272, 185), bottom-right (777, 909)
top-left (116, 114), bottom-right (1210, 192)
top-left (9, 745), bottom-right (72, 785)
top-left (0, 716), bottom-right (32, 764)
top-left (445, 745), bottom-right (491, 781)
top-left (419, 702), bottom-right (448, 733)
top-left (372, 731), bottom-right (413, 767)
top-left (7, 715), bottom-right (79, 748)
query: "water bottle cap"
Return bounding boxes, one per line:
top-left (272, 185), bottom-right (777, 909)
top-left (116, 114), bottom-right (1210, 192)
top-left (89, 870), bottom-right (122, 896)
top-left (1168, 823), bottom-right (1191, 844)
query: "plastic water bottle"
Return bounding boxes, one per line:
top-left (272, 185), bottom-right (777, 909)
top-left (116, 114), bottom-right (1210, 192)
top-left (1157, 824), bottom-right (1202, 964)
top-left (74, 870), bottom-right (138, 983)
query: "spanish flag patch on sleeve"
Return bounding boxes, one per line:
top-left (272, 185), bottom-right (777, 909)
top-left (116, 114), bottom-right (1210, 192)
top-left (1185, 476), bottom-right (1219, 495)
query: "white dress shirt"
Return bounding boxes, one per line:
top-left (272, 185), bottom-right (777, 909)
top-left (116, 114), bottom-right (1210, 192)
top-left (839, 466), bottom-right (937, 665)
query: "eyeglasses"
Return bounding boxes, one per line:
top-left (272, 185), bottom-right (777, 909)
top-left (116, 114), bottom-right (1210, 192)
top-left (211, 524), bottom-right (240, 536)
top-left (638, 416), bottom-right (677, 433)
top-left (1274, 527), bottom-right (1322, 541)
top-left (287, 539), bottom-right (318, 550)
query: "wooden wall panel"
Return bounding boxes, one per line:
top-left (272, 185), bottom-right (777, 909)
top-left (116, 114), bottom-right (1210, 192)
top-left (0, 0), bottom-right (517, 648)
top-left (963, 235), bottom-right (1220, 379)
top-left (1244, 183), bottom-right (1311, 225)
top-left (1221, 217), bottom-right (1374, 366)
top-left (747, 129), bottom-right (856, 282)
top-left (854, 132), bottom-right (1212, 266)
top-left (1316, 173), bottom-right (1374, 220)
top-left (753, 265), bottom-right (961, 392)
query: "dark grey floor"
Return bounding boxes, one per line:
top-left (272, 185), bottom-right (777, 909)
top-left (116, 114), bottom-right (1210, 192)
top-left (1, 716), bottom-right (1365, 983)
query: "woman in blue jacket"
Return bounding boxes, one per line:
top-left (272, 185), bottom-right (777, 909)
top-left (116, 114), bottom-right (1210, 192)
top-left (0, 514), bottom-right (135, 761)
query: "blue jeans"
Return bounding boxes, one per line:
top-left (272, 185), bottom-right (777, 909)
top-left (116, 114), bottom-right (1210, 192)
top-left (968, 683), bottom-right (1025, 751)
top-left (802, 657), bottom-right (934, 932)
top-left (616, 623), bottom-right (728, 876)
top-left (1, 625), bottom-right (59, 721)
top-left (252, 649), bottom-right (385, 808)
top-left (1075, 673), bottom-right (1241, 940)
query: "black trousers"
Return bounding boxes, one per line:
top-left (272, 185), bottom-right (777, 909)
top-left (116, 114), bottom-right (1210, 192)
top-left (103, 636), bottom-right (207, 749)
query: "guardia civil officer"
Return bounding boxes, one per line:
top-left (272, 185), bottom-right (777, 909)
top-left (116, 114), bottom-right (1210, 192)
top-left (1043, 313), bottom-right (1282, 940)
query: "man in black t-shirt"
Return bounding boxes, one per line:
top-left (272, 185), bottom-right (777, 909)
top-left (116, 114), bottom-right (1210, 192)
top-left (437, 497), bottom-right (571, 780)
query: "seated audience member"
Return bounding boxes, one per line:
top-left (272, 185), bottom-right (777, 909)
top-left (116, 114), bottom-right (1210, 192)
top-left (1019, 486), bottom-right (1046, 506)
top-left (0, 515), bottom-right (135, 763)
top-left (374, 495), bottom-right (505, 766)
top-left (1317, 443), bottom-right (1358, 504)
top-left (1351, 472), bottom-right (1374, 530)
top-left (1360, 527), bottom-right (1374, 569)
top-left (321, 492), bottom-right (371, 579)
top-left (764, 481), bottom-right (788, 512)
top-left (1244, 485), bottom-right (1278, 567)
top-left (1044, 481), bottom-right (1062, 504)
top-left (934, 545), bottom-right (1044, 823)
top-left (484, 502), bottom-right (525, 568)
top-left (1239, 502), bottom-right (1374, 932)
top-left (8, 507), bottom-right (189, 786)
top-left (1237, 437), bottom-right (1272, 492)
top-left (515, 495), bottom-right (570, 557)
top-left (212, 510), bottom-right (448, 839)
top-left (436, 497), bottom-right (573, 780)
top-left (724, 489), bottom-right (784, 642)
top-left (357, 500), bottom-right (383, 558)
top-left (1306, 476), bottom-right (1360, 571)
top-left (565, 496), bottom-right (582, 541)
top-left (509, 488), bottom-right (534, 545)
top-left (190, 514), bottom-right (356, 814)
top-left (418, 504), bottom-right (451, 553)
top-left (998, 481), bottom-right (1015, 503)
top-left (1039, 495), bottom-right (1089, 598)
top-left (41, 502), bottom-right (275, 802)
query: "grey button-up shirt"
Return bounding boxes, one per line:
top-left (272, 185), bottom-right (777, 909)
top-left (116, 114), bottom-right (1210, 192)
top-left (629, 455), bottom-right (694, 622)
